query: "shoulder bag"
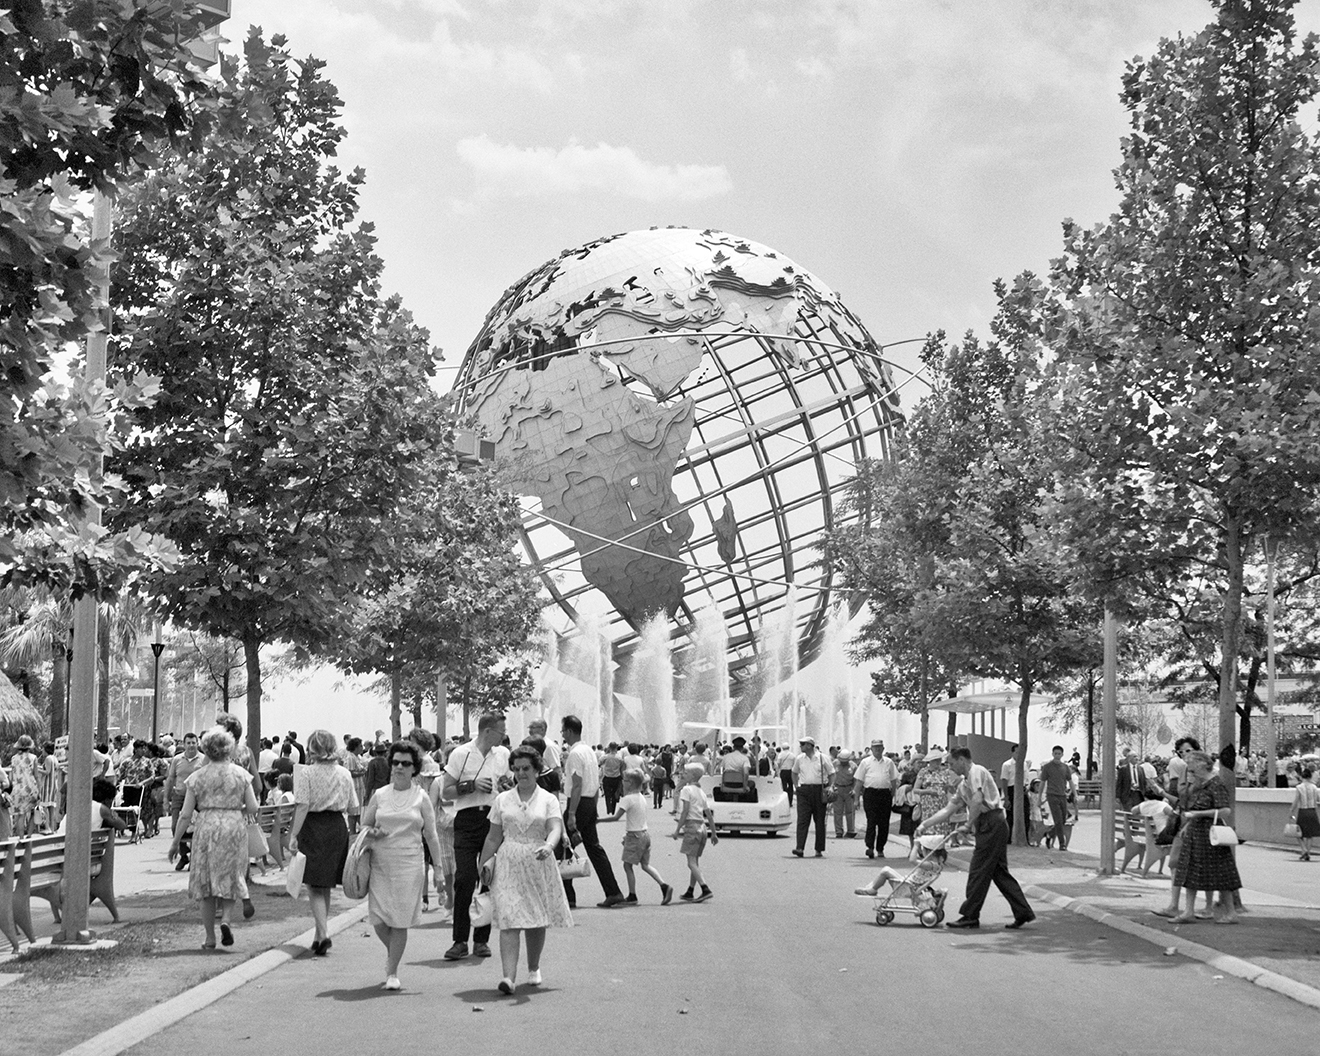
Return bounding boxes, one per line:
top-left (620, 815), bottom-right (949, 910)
top-left (342, 830), bottom-right (371, 899)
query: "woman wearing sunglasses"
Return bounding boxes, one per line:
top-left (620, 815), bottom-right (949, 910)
top-left (360, 739), bottom-right (443, 990)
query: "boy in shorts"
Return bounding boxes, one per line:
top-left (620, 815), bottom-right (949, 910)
top-left (609, 769), bottom-right (673, 904)
top-left (671, 761), bottom-right (717, 902)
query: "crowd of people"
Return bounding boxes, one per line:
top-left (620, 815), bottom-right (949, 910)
top-left (1, 719), bottom-right (1305, 970)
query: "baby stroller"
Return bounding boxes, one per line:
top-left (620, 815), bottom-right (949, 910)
top-left (864, 831), bottom-right (959, 928)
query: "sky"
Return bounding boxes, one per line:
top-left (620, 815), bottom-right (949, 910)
top-left (215, 0), bottom-right (1320, 740)
top-left (224, 0), bottom-right (1320, 388)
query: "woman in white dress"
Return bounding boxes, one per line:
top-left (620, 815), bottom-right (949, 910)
top-left (478, 745), bottom-right (573, 995)
top-left (360, 740), bottom-right (442, 991)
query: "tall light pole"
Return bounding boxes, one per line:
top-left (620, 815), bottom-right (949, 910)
top-left (151, 631), bottom-right (165, 742)
top-left (60, 0), bottom-right (231, 946)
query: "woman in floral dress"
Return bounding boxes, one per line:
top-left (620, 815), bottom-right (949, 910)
top-left (168, 728), bottom-right (259, 950)
top-left (914, 749), bottom-right (963, 836)
top-left (478, 745), bottom-right (572, 995)
top-left (8, 736), bottom-right (41, 836)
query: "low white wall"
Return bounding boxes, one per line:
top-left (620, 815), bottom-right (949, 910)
top-left (1234, 787), bottom-right (1297, 844)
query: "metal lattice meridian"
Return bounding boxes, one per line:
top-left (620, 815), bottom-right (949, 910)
top-left (453, 227), bottom-right (904, 707)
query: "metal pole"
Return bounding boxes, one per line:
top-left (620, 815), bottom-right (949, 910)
top-left (151, 639), bottom-right (164, 742)
top-left (1098, 605), bottom-right (1119, 875)
top-left (435, 672), bottom-right (447, 744)
top-left (1265, 538), bottom-right (1279, 788)
top-left (58, 188), bottom-right (113, 945)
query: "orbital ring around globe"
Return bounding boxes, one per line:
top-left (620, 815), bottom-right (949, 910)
top-left (453, 227), bottom-right (907, 735)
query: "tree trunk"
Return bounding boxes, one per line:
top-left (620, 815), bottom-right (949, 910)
top-left (1014, 676), bottom-right (1032, 845)
top-left (918, 655), bottom-right (930, 748)
top-left (390, 670), bottom-right (403, 741)
top-left (411, 687), bottom-right (423, 732)
top-left (50, 645), bottom-right (67, 740)
top-left (463, 675), bottom-right (472, 739)
top-left (97, 611), bottom-right (110, 744)
top-left (1085, 669), bottom-right (1096, 779)
top-left (1219, 510), bottom-right (1245, 808)
top-left (945, 710), bottom-right (956, 744)
top-left (242, 632), bottom-right (262, 761)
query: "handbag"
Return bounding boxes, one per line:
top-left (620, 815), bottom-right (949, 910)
top-left (469, 890), bottom-right (494, 928)
top-left (285, 852), bottom-right (307, 899)
top-left (342, 831), bottom-right (371, 900)
top-left (1209, 809), bottom-right (1239, 847)
top-left (246, 822), bottom-right (269, 860)
top-left (558, 839), bottom-right (592, 880)
top-left (1154, 811), bottom-right (1182, 846)
top-left (1284, 822), bottom-right (1301, 838)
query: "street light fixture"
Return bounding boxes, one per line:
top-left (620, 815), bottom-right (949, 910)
top-left (151, 631), bottom-right (165, 743)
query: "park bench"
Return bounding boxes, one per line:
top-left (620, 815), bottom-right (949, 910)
top-left (1112, 811), bottom-right (1148, 874)
top-left (1137, 814), bottom-right (1172, 877)
top-left (253, 803), bottom-right (295, 869)
top-left (0, 830), bottom-right (117, 951)
top-left (1076, 780), bottom-right (1101, 808)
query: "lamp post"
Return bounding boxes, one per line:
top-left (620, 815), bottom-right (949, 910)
top-left (151, 631), bottom-right (165, 742)
top-left (60, 1), bottom-right (231, 946)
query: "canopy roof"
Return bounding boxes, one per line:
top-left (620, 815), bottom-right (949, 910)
top-left (927, 690), bottom-right (1021, 715)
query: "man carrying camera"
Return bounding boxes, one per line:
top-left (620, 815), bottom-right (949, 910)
top-left (442, 714), bottom-right (511, 960)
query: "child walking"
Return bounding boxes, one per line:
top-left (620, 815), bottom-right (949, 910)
top-left (671, 762), bottom-right (717, 902)
top-left (608, 770), bottom-right (673, 904)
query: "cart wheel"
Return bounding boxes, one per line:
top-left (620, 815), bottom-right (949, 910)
top-left (875, 911), bottom-right (895, 926)
top-left (919, 909), bottom-right (940, 928)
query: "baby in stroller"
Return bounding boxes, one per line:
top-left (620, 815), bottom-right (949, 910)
top-left (854, 835), bottom-right (950, 915)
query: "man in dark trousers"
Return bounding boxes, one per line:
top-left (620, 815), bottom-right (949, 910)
top-left (561, 714), bottom-right (625, 908)
top-left (918, 746), bottom-right (1034, 930)
top-left (1039, 745), bottom-right (1074, 850)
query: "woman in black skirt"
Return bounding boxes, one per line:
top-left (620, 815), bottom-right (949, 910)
top-left (288, 729), bottom-right (359, 954)
top-left (1290, 766), bottom-right (1320, 861)
top-left (1172, 751), bottom-right (1241, 924)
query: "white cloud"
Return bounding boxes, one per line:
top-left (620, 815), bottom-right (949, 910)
top-left (730, 47), bottom-right (753, 83)
top-left (454, 136), bottom-right (733, 203)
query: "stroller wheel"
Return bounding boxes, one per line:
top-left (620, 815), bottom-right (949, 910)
top-left (875, 911), bottom-right (895, 926)
top-left (919, 909), bottom-right (941, 928)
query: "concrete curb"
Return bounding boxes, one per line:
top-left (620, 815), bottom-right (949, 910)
top-left (938, 847), bottom-right (1320, 1012)
top-left (1022, 884), bottom-right (1320, 1012)
top-left (56, 900), bottom-right (371, 1056)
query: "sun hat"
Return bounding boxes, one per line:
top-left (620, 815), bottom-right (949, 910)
top-left (799, 735), bottom-right (816, 746)
top-left (924, 748), bottom-right (946, 763)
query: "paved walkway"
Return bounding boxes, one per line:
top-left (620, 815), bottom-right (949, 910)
top-left (9, 806), bottom-right (1319, 1055)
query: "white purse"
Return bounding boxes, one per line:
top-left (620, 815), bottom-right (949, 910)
top-left (1208, 809), bottom-right (1239, 847)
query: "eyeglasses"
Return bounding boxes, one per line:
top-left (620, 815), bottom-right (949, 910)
top-left (511, 765), bottom-right (537, 774)
top-left (390, 759), bottom-right (414, 768)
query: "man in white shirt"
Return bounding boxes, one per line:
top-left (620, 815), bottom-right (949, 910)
top-left (854, 739), bottom-right (900, 859)
top-left (778, 745), bottom-right (797, 806)
top-left (919, 746), bottom-right (1034, 930)
top-left (791, 736), bottom-right (834, 858)
top-left (441, 713), bottom-right (511, 960)
top-left (562, 713), bottom-right (625, 908)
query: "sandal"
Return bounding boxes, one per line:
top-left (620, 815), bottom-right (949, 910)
top-left (202, 941), bottom-right (216, 950)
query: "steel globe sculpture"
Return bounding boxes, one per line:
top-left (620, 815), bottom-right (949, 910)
top-left (452, 227), bottom-right (904, 692)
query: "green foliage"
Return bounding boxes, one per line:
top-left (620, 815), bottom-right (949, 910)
top-left (1045, 0), bottom-right (1320, 749)
top-left (106, 30), bottom-right (446, 750)
top-left (0, 0), bottom-right (218, 595)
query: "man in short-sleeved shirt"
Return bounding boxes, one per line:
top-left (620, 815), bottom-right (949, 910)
top-left (791, 737), bottom-right (833, 857)
top-left (1039, 746), bottom-right (1073, 850)
top-left (562, 714), bottom-right (624, 908)
top-left (919, 747), bottom-right (1033, 929)
top-left (854, 739), bottom-right (900, 858)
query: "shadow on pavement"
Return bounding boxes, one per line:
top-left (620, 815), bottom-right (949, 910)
top-left (452, 986), bottom-right (545, 1006)
top-left (315, 984), bottom-right (418, 1002)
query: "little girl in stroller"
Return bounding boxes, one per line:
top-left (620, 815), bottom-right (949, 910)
top-left (854, 834), bottom-right (952, 926)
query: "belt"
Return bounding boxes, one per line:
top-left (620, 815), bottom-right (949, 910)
top-left (458, 805), bottom-right (490, 815)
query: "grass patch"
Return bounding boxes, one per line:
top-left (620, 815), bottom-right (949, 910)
top-left (12, 919), bottom-right (190, 984)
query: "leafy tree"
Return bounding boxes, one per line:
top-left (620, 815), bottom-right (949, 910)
top-left (0, 0), bottom-right (218, 595)
top-left (1046, 0), bottom-right (1320, 762)
top-left (832, 281), bottom-right (1099, 842)
top-left (107, 31), bottom-right (444, 757)
top-left (334, 447), bottom-right (542, 741)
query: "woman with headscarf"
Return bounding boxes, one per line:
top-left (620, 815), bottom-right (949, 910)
top-left (913, 748), bottom-right (962, 836)
top-left (7, 735), bottom-right (40, 837)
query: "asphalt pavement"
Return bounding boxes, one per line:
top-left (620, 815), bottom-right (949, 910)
top-left (110, 804), bottom-right (1316, 1056)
